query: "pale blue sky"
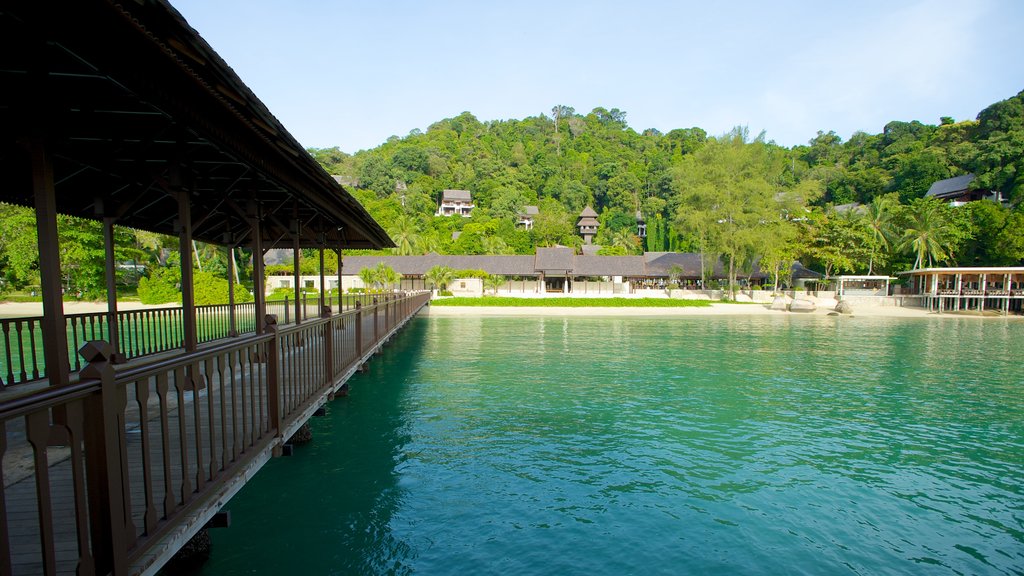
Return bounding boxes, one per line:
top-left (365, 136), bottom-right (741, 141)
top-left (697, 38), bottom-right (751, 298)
top-left (173, 0), bottom-right (1023, 153)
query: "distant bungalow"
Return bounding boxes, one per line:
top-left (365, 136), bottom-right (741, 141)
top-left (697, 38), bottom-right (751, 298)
top-left (925, 174), bottom-right (1006, 206)
top-left (437, 189), bottom-right (475, 217)
top-left (267, 247), bottom-right (820, 295)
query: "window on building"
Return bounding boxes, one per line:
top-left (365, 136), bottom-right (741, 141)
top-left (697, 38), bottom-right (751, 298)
top-left (281, 280), bottom-right (291, 288)
top-left (305, 280), bottom-right (315, 289)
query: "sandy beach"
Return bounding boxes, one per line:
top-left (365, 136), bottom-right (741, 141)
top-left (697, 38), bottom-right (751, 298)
top-left (0, 300), bottom-right (177, 317)
top-left (1, 298), bottom-right (1013, 320)
top-left (423, 302), bottom-right (950, 318)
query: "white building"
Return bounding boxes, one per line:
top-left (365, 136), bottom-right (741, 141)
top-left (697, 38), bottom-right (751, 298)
top-left (437, 189), bottom-right (474, 217)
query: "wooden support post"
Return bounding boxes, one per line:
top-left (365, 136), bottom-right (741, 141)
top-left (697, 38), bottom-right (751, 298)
top-left (355, 302), bottom-right (363, 358)
top-left (227, 245), bottom-right (237, 336)
top-left (80, 341), bottom-right (129, 575)
top-left (373, 298), bottom-right (380, 344)
top-left (319, 242), bottom-right (326, 311)
top-left (322, 305), bottom-right (333, 386)
top-left (30, 137), bottom-right (71, 387)
top-left (177, 189), bottom-right (197, 352)
top-left (292, 216), bottom-right (301, 325)
top-left (342, 243), bottom-right (350, 311)
top-left (102, 217), bottom-right (123, 360)
top-left (251, 204), bottom-right (267, 335)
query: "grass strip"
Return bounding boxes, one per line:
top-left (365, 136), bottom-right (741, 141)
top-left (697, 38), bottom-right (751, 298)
top-left (430, 297), bottom-right (712, 308)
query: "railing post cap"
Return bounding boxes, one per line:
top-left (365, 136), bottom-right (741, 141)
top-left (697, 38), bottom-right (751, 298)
top-left (264, 313), bottom-right (279, 326)
top-left (320, 305), bottom-right (332, 318)
top-left (79, 340), bottom-right (113, 364)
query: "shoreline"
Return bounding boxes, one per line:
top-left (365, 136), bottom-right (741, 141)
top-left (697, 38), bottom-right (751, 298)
top-left (423, 302), bottom-right (1013, 319)
top-left (1, 300), bottom-right (1015, 320)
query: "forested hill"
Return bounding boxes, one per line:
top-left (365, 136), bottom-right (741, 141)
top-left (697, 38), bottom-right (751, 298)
top-left (308, 91), bottom-right (1023, 273)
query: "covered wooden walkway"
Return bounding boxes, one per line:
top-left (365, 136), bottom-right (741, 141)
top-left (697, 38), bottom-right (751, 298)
top-left (0, 1), bottom-right (412, 574)
top-left (2, 292), bottom-right (429, 575)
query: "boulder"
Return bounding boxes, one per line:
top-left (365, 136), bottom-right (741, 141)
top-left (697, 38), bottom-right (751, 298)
top-left (769, 296), bottom-right (789, 311)
top-left (789, 299), bottom-right (816, 313)
top-left (835, 300), bottom-right (854, 315)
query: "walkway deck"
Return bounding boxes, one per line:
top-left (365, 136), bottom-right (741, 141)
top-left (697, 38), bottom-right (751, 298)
top-left (1, 293), bottom-right (429, 575)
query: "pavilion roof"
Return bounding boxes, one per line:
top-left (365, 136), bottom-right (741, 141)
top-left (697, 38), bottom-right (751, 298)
top-left (925, 174), bottom-right (977, 199)
top-left (0, 0), bottom-right (392, 249)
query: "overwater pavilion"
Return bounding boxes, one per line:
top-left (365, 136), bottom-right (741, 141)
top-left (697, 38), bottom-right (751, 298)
top-left (833, 276), bottom-right (894, 298)
top-left (899, 267), bottom-right (1024, 314)
top-left (1, 2), bottom-right (429, 575)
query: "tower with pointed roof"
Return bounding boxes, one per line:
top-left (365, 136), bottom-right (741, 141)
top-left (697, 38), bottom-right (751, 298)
top-left (577, 206), bottom-right (599, 245)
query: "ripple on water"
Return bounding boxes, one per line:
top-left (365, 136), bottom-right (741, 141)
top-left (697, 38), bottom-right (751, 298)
top-left (201, 316), bottom-right (1024, 576)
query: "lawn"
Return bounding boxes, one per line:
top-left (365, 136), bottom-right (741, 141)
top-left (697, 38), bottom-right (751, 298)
top-left (430, 297), bottom-right (712, 308)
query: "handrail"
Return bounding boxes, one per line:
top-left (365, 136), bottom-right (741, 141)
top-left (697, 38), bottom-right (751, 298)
top-left (0, 290), bottom-right (430, 576)
top-left (0, 378), bottom-right (101, 421)
top-left (0, 292), bottom-right (394, 388)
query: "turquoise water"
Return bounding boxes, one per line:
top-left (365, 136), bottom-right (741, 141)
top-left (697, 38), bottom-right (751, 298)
top-left (200, 315), bottom-right (1024, 575)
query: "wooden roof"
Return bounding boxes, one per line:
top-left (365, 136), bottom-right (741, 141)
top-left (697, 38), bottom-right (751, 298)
top-left (441, 189), bottom-right (473, 202)
top-left (925, 174), bottom-right (977, 199)
top-left (339, 251), bottom-right (822, 280)
top-left (0, 0), bottom-right (392, 249)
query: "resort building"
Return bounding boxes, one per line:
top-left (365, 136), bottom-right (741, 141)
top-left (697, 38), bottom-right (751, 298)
top-left (518, 205), bottom-right (539, 230)
top-left (833, 276), bottom-right (895, 298)
top-left (577, 206), bottom-right (600, 244)
top-left (266, 249), bottom-right (821, 296)
top-left (925, 174), bottom-right (1005, 207)
top-left (899, 267), bottom-right (1024, 314)
top-left (437, 189), bottom-right (475, 217)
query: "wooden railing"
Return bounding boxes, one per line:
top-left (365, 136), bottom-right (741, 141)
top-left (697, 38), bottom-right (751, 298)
top-left (0, 293), bottom-right (382, 389)
top-left (0, 291), bottom-right (430, 575)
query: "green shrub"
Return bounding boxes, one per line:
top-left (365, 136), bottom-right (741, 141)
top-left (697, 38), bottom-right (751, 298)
top-left (438, 290), bottom-right (454, 296)
top-left (138, 267), bottom-right (180, 304)
top-left (193, 271), bottom-right (254, 306)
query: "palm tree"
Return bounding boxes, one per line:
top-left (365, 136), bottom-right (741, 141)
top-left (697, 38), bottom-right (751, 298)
top-left (863, 197), bottom-right (894, 275)
top-left (357, 266), bottom-right (378, 292)
top-left (424, 265), bottom-right (455, 294)
top-left (481, 235), bottom-right (513, 255)
top-left (388, 215), bottom-right (420, 256)
top-left (483, 274), bottom-right (505, 295)
top-left (899, 201), bottom-right (951, 270)
top-left (373, 262), bottom-right (401, 292)
top-left (610, 229), bottom-right (640, 254)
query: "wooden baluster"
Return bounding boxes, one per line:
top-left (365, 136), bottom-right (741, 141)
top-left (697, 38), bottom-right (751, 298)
top-left (128, 378), bottom-right (156, 537)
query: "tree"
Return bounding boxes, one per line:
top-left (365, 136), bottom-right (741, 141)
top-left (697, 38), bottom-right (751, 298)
top-left (374, 262), bottom-right (401, 291)
top-left (863, 196), bottom-right (896, 275)
top-left (424, 265), bottom-right (455, 293)
top-left (389, 214), bottom-right (421, 255)
top-left (483, 274), bottom-right (505, 295)
top-left (674, 128), bottom-right (791, 297)
top-left (897, 199), bottom-right (953, 270)
top-left (357, 266), bottom-right (378, 291)
top-left (803, 209), bottom-right (873, 277)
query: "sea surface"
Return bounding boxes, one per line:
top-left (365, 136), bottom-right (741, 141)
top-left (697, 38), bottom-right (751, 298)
top-left (200, 315), bottom-right (1024, 575)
